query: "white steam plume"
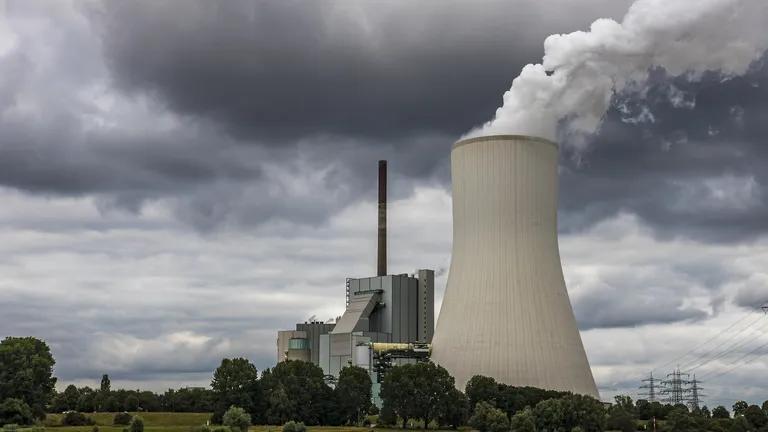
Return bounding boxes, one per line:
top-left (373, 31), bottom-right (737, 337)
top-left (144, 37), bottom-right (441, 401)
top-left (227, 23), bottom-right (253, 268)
top-left (466, 0), bottom-right (768, 146)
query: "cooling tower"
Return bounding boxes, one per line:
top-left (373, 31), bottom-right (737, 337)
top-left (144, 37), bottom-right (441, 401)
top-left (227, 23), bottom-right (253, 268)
top-left (431, 135), bottom-right (599, 398)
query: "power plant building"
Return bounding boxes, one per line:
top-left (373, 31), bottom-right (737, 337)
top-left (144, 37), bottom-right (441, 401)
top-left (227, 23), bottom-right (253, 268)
top-left (278, 136), bottom-right (600, 402)
top-left (430, 135), bottom-right (600, 398)
top-left (277, 161), bottom-right (434, 403)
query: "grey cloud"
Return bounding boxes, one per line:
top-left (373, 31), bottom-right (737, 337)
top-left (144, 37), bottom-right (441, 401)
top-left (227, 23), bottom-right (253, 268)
top-left (558, 58), bottom-right (768, 243)
top-left (96, 0), bottom-right (631, 141)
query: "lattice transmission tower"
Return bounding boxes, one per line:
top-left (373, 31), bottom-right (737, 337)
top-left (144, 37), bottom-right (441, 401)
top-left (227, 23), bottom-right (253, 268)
top-left (686, 375), bottom-right (706, 411)
top-left (661, 368), bottom-right (689, 405)
top-left (639, 371), bottom-right (661, 402)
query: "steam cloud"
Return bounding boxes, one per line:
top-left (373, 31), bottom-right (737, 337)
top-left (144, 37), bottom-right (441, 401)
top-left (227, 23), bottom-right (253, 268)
top-left (466, 0), bottom-right (768, 146)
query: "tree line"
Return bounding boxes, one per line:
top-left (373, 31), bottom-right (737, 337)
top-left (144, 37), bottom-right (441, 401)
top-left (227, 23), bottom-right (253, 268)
top-left (3, 336), bottom-right (768, 431)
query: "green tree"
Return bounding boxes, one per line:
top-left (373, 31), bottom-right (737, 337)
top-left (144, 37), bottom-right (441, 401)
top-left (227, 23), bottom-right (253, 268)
top-left (509, 407), bottom-right (536, 432)
top-left (261, 360), bottom-right (328, 425)
top-left (0, 399), bottom-right (34, 426)
top-left (379, 362), bottom-right (455, 429)
top-left (533, 394), bottom-right (605, 432)
top-left (701, 405), bottom-right (711, 418)
top-left (635, 399), bottom-right (652, 420)
top-left (712, 406), bottom-right (730, 419)
top-left (762, 400), bottom-right (768, 414)
top-left (211, 358), bottom-right (261, 424)
top-left (733, 401), bottom-right (749, 417)
top-left (124, 395), bottom-right (140, 412)
top-left (465, 376), bottom-right (500, 410)
top-left (334, 366), bottom-right (371, 425)
top-left (438, 388), bottom-right (469, 430)
top-left (606, 408), bottom-right (634, 432)
top-left (743, 405), bottom-right (767, 429)
top-left (223, 406), bottom-right (251, 432)
top-left (53, 385), bottom-right (81, 412)
top-left (729, 415), bottom-right (750, 432)
top-left (77, 387), bottom-right (97, 412)
top-left (666, 408), bottom-right (697, 432)
top-left (468, 401), bottom-right (509, 432)
top-left (0, 337), bottom-right (57, 418)
top-left (613, 395), bottom-right (634, 415)
top-left (100, 375), bottom-right (111, 393)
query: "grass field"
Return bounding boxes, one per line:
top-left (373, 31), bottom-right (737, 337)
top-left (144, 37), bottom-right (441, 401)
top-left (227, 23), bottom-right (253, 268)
top-left (37, 413), bottom-right (376, 432)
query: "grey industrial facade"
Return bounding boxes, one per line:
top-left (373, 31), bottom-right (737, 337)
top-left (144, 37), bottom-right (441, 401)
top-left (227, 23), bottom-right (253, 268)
top-left (277, 270), bottom-right (434, 378)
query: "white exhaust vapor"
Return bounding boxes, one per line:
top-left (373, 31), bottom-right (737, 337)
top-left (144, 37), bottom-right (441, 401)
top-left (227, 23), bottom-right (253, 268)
top-left (466, 0), bottom-right (768, 146)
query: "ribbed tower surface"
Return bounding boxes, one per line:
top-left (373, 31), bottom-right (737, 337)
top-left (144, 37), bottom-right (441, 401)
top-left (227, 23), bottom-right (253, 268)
top-left (431, 135), bottom-right (599, 398)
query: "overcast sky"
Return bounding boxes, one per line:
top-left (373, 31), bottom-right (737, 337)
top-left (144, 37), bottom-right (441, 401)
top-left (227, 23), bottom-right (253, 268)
top-left (2, 0), bottom-right (768, 407)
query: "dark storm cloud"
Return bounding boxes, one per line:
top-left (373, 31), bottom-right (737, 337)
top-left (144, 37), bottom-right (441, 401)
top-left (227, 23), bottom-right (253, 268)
top-left (559, 58), bottom-right (768, 243)
top-left (97, 0), bottom-right (631, 141)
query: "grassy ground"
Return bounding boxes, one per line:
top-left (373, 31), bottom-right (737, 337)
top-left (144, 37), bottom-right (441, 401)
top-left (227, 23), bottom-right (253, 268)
top-left (43, 413), bottom-right (212, 428)
top-left (37, 413), bottom-right (378, 432)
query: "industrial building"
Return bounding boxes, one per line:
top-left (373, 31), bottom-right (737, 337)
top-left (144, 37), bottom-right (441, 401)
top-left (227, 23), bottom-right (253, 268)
top-left (430, 135), bottom-right (599, 398)
top-left (277, 161), bottom-right (434, 403)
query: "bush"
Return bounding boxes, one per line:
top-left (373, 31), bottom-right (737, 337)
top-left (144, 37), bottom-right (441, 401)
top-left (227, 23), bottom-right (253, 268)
top-left (2, 425), bottom-right (18, 432)
top-left (128, 416), bottom-right (144, 432)
top-left (282, 421), bottom-right (306, 432)
top-left (114, 413), bottom-right (133, 426)
top-left (61, 412), bottom-right (94, 426)
top-left (469, 401), bottom-right (509, 432)
top-left (92, 426), bottom-right (99, 432)
top-left (223, 407), bottom-right (251, 432)
top-left (0, 399), bottom-right (34, 426)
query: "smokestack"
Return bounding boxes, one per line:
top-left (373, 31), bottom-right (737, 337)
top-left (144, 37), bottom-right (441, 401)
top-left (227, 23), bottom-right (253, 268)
top-left (377, 160), bottom-right (387, 276)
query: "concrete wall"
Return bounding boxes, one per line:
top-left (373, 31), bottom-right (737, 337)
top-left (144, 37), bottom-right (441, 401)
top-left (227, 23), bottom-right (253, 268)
top-left (276, 330), bottom-right (306, 363)
top-left (430, 135), bottom-right (599, 398)
top-left (295, 322), bottom-right (335, 365)
top-left (417, 269), bottom-right (434, 343)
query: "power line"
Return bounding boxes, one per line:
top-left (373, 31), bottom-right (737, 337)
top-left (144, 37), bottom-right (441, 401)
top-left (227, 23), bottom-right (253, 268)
top-left (682, 315), bottom-right (768, 373)
top-left (698, 337), bottom-right (768, 381)
top-left (652, 310), bottom-right (761, 374)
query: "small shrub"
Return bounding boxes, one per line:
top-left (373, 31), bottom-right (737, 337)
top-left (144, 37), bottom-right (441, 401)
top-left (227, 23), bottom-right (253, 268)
top-left (129, 416), bottom-right (144, 432)
top-left (222, 407), bottom-right (250, 432)
top-left (114, 413), bottom-right (133, 426)
top-left (61, 412), bottom-right (94, 426)
top-left (92, 426), bottom-right (99, 432)
top-left (2, 424), bottom-right (18, 432)
top-left (282, 421), bottom-right (306, 432)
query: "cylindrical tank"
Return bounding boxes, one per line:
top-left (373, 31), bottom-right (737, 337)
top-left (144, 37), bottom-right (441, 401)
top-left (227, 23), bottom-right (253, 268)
top-left (431, 135), bottom-right (599, 398)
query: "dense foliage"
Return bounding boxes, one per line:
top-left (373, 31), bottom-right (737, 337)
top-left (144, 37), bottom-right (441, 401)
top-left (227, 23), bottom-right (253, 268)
top-left (0, 337), bottom-right (57, 419)
top-left (334, 366), bottom-right (372, 425)
top-left (379, 362), bottom-right (457, 429)
top-left (0, 399), bottom-right (33, 426)
top-left (6, 335), bottom-right (768, 432)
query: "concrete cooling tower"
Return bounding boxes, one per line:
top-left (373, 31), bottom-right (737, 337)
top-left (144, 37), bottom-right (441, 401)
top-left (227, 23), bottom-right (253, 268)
top-left (431, 135), bottom-right (599, 398)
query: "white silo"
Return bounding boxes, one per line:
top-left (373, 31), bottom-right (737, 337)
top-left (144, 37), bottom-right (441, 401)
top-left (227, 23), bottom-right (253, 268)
top-left (431, 135), bottom-right (599, 398)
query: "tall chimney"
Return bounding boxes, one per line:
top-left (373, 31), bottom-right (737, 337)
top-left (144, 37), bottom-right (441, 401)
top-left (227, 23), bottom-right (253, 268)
top-left (377, 160), bottom-right (387, 276)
